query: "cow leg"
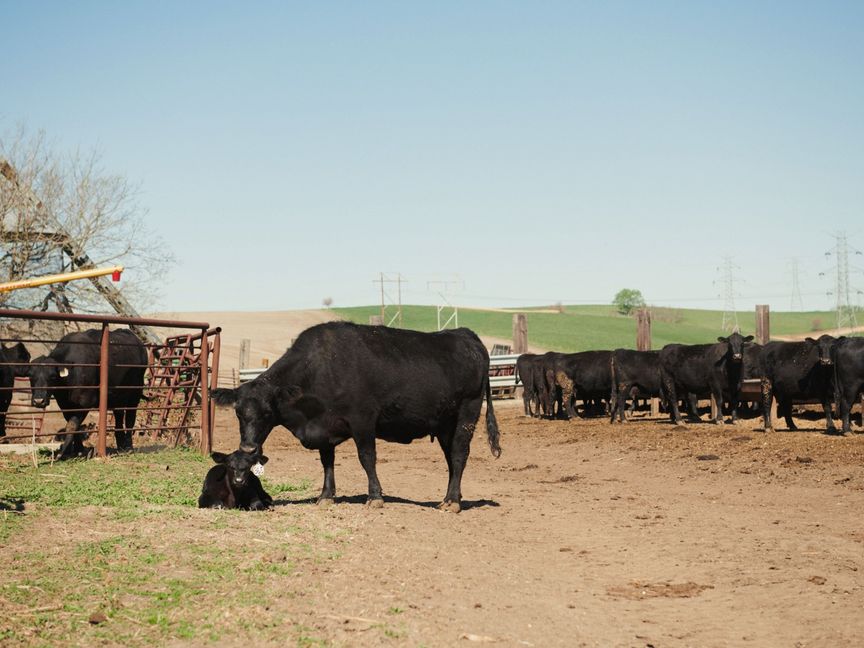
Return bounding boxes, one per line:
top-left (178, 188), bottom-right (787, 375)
top-left (780, 400), bottom-right (797, 431)
top-left (556, 372), bottom-right (576, 419)
top-left (317, 446), bottom-right (336, 504)
top-left (710, 383), bottom-right (725, 425)
top-left (839, 386), bottom-right (859, 434)
top-left (56, 415), bottom-right (83, 460)
top-left (438, 405), bottom-right (478, 513)
top-left (822, 397), bottom-right (839, 435)
top-left (761, 379), bottom-right (774, 431)
top-left (663, 376), bottom-right (684, 426)
top-left (113, 409), bottom-right (130, 452)
top-left (125, 407), bottom-right (138, 450)
top-left (353, 433), bottom-right (383, 507)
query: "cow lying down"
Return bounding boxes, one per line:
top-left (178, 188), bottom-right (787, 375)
top-left (198, 451), bottom-right (273, 511)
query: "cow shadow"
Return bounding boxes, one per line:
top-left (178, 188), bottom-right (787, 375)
top-left (276, 494), bottom-right (500, 511)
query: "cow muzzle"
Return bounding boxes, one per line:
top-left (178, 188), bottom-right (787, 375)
top-left (732, 353), bottom-right (743, 361)
top-left (31, 397), bottom-right (49, 408)
top-left (820, 359), bottom-right (833, 365)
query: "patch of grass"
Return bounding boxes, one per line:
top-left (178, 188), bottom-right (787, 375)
top-left (333, 304), bottom-right (844, 351)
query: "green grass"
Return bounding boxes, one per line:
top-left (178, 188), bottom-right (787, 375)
top-left (0, 448), bottom-right (325, 647)
top-left (333, 304), bottom-right (847, 352)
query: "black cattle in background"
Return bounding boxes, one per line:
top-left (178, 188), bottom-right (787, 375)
top-left (537, 351), bottom-right (564, 418)
top-left (211, 322), bottom-right (500, 513)
top-left (834, 337), bottom-right (864, 434)
top-left (0, 342), bottom-right (31, 438)
top-left (547, 351), bottom-right (612, 419)
top-left (609, 349), bottom-right (664, 423)
top-left (29, 328), bottom-right (148, 458)
top-left (759, 335), bottom-right (839, 433)
top-left (660, 332), bottom-right (754, 425)
top-left (515, 353), bottom-right (541, 417)
top-left (198, 452), bottom-right (273, 510)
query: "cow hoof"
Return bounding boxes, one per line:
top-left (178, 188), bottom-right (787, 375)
top-left (365, 498), bottom-right (384, 509)
top-left (714, 419), bottom-right (725, 426)
top-left (437, 500), bottom-right (461, 513)
top-left (316, 497), bottom-right (334, 507)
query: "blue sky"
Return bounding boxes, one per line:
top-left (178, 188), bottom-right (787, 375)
top-left (3, 1), bottom-right (863, 312)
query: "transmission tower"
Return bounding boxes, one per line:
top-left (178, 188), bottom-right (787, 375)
top-left (373, 272), bottom-right (404, 327)
top-left (789, 257), bottom-right (804, 311)
top-left (824, 232), bottom-right (862, 332)
top-left (716, 256), bottom-right (741, 332)
top-left (427, 277), bottom-right (463, 331)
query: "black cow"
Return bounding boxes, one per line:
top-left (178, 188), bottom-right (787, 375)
top-left (198, 452), bottom-right (273, 510)
top-left (835, 337), bottom-right (864, 434)
top-left (759, 335), bottom-right (838, 433)
top-left (515, 353), bottom-right (540, 417)
top-left (211, 322), bottom-right (501, 512)
top-left (29, 328), bottom-right (148, 457)
top-left (547, 351), bottom-right (612, 419)
top-left (660, 332), bottom-right (754, 425)
top-left (0, 342), bottom-right (31, 438)
top-left (609, 349), bottom-right (664, 423)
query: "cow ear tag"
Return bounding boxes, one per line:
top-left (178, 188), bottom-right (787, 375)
top-left (251, 462), bottom-right (265, 477)
top-left (59, 368), bottom-right (69, 378)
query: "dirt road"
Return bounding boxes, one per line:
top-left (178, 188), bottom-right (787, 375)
top-left (210, 402), bottom-right (864, 647)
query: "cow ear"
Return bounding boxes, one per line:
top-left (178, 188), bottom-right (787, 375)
top-left (717, 336), bottom-right (728, 343)
top-left (805, 337), bottom-right (816, 344)
top-left (743, 335), bottom-right (754, 343)
top-left (258, 455), bottom-right (269, 465)
top-left (211, 452), bottom-right (229, 464)
top-left (837, 336), bottom-right (847, 342)
top-left (211, 388), bottom-right (237, 406)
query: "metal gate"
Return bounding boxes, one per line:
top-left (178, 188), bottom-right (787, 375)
top-left (0, 309), bottom-right (221, 457)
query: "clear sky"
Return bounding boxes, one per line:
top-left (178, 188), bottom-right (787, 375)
top-left (3, 1), bottom-right (863, 312)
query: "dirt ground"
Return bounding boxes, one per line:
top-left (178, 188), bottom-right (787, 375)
top-left (204, 401), bottom-right (864, 648)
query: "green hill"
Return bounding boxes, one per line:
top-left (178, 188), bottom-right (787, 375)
top-left (332, 305), bottom-right (841, 352)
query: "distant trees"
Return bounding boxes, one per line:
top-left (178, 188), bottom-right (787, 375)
top-left (0, 126), bottom-right (173, 313)
top-left (612, 289), bottom-right (646, 316)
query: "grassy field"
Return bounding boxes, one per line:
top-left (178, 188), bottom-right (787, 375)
top-left (333, 305), bottom-right (843, 352)
top-left (0, 448), bottom-right (327, 647)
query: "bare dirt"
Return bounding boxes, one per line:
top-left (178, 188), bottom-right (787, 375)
top-left (205, 402), bottom-right (864, 647)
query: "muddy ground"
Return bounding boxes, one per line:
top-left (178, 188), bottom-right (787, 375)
top-left (204, 401), bottom-right (864, 647)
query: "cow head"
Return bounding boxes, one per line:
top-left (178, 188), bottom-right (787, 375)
top-left (805, 335), bottom-right (838, 365)
top-left (211, 450), bottom-right (269, 488)
top-left (28, 356), bottom-right (67, 408)
top-left (212, 379), bottom-right (288, 451)
top-left (717, 332), bottom-right (754, 362)
top-left (3, 342), bottom-right (31, 377)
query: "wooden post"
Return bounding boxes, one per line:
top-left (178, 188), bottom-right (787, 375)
top-left (207, 331), bottom-right (221, 449)
top-left (97, 323), bottom-right (110, 458)
top-left (199, 329), bottom-right (211, 456)
top-left (755, 305), bottom-right (770, 344)
top-left (239, 338), bottom-right (251, 369)
top-left (636, 309), bottom-right (651, 351)
top-left (512, 313), bottom-right (528, 354)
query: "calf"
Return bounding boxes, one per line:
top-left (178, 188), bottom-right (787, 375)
top-left (198, 452), bottom-right (273, 510)
top-left (760, 335), bottom-right (838, 433)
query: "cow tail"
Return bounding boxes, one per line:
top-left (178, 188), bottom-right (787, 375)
top-left (485, 374), bottom-right (502, 458)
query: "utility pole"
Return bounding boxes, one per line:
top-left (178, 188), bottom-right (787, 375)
top-left (372, 273), bottom-right (404, 327)
top-left (716, 256), bottom-right (742, 333)
top-left (824, 232), bottom-right (861, 333)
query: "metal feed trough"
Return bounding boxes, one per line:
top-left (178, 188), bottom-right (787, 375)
top-left (0, 309), bottom-right (221, 457)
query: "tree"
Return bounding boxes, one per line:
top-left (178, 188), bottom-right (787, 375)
top-left (612, 288), bottom-right (646, 315)
top-left (0, 127), bottom-right (174, 314)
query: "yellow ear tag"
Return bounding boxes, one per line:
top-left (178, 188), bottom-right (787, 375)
top-left (59, 368), bottom-right (69, 378)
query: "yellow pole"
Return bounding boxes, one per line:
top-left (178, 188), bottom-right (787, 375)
top-left (0, 266), bottom-right (124, 293)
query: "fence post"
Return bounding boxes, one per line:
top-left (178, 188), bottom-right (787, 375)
top-left (512, 313), bottom-right (528, 354)
top-left (199, 328), bottom-right (211, 456)
top-left (97, 323), bottom-right (110, 458)
top-left (239, 338), bottom-right (251, 369)
top-left (208, 330), bottom-right (221, 446)
top-left (635, 309), bottom-right (659, 416)
top-left (755, 305), bottom-right (770, 344)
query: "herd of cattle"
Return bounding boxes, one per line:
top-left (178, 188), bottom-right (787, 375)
top-left (4, 321), bottom-right (863, 512)
top-left (516, 332), bottom-right (864, 435)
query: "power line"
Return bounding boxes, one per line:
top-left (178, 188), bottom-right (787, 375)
top-left (789, 257), bottom-right (804, 312)
top-left (715, 256), bottom-right (742, 332)
top-left (372, 272), bottom-right (404, 327)
top-left (823, 232), bottom-right (862, 333)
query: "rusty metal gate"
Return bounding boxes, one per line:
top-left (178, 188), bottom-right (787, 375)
top-left (0, 309), bottom-right (221, 457)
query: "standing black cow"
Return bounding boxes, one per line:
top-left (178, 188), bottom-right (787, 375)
top-left (515, 353), bottom-right (540, 417)
top-left (211, 322), bottom-right (501, 513)
top-left (660, 332), bottom-right (754, 425)
top-left (609, 349), bottom-right (664, 423)
top-left (835, 337), bottom-right (864, 434)
top-left (29, 328), bottom-right (148, 457)
top-left (548, 351), bottom-right (612, 419)
top-left (759, 335), bottom-right (839, 433)
top-left (0, 342), bottom-right (31, 438)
